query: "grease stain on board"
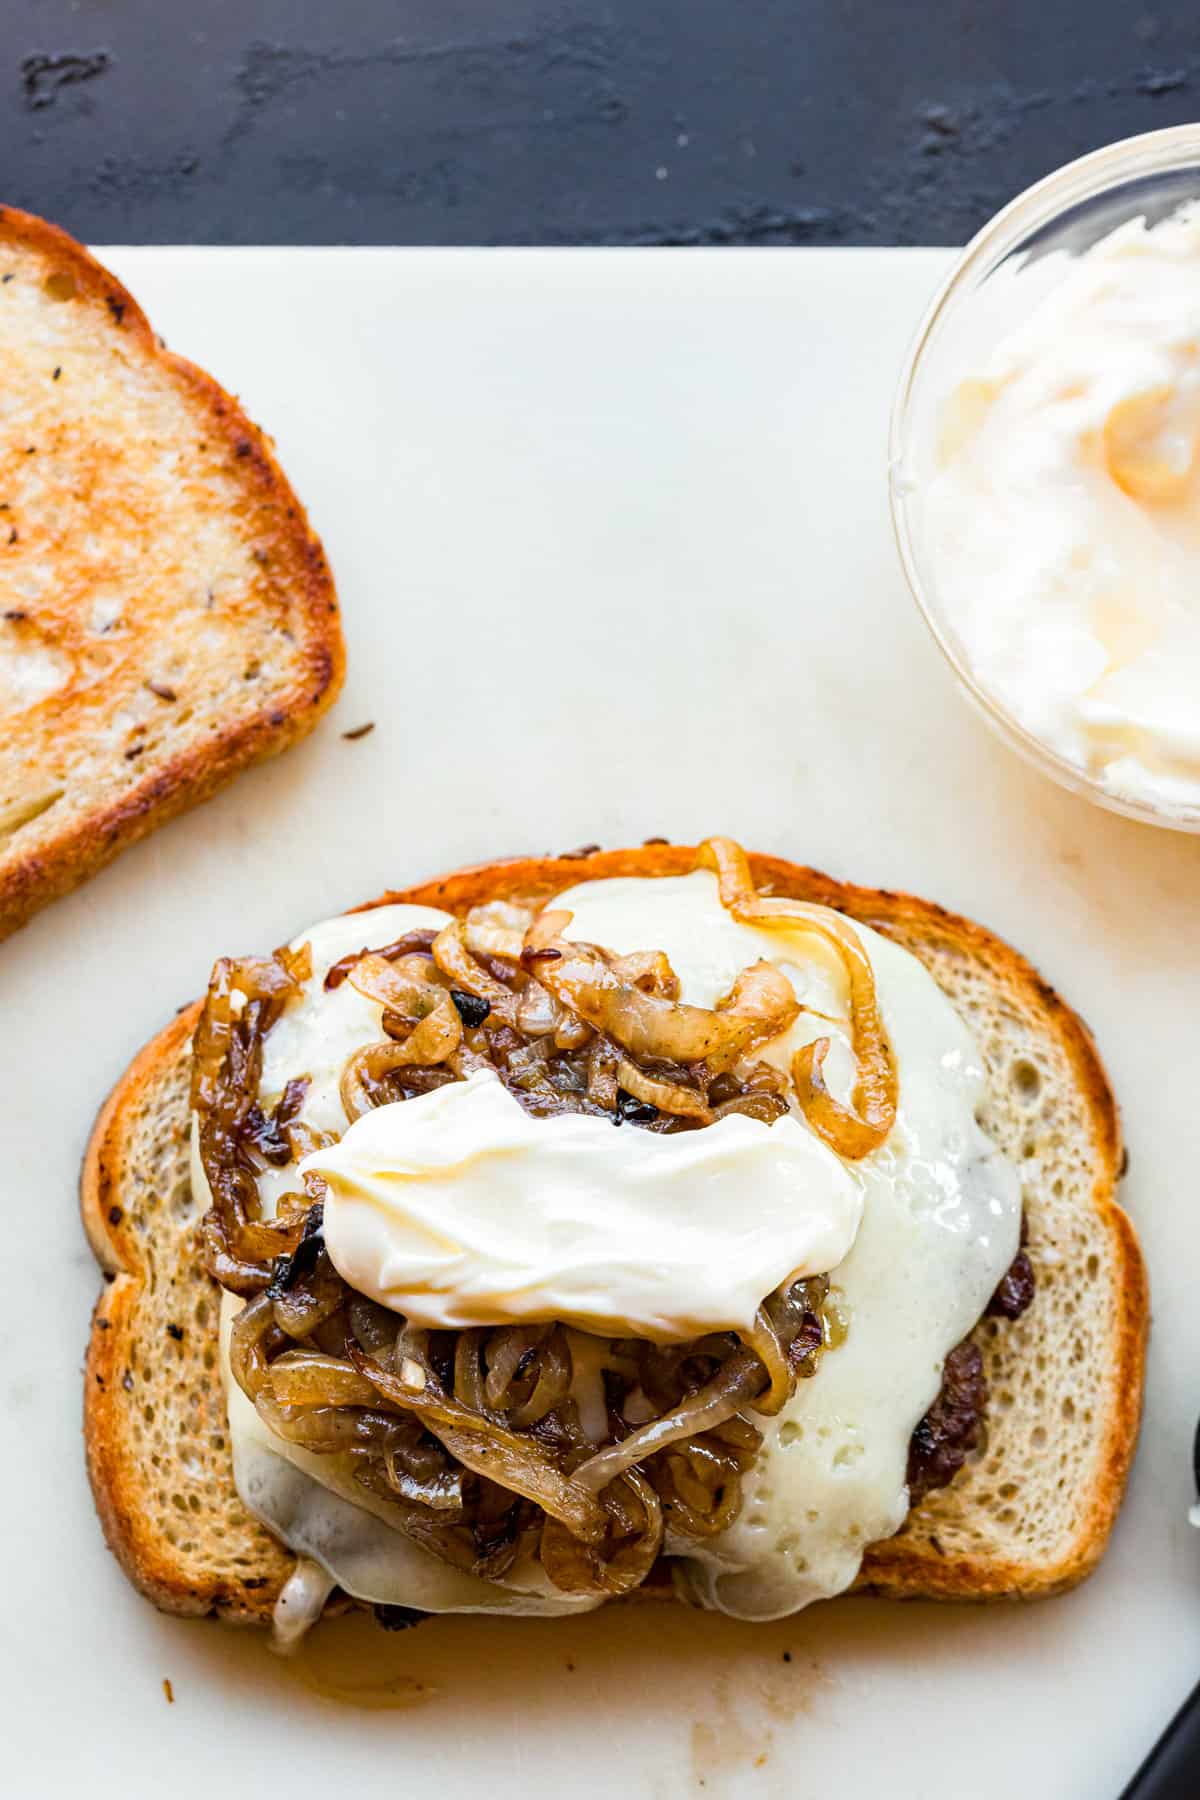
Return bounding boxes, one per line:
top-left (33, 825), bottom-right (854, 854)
top-left (291, 1613), bottom-right (438, 1710)
top-left (690, 1659), bottom-right (833, 1795)
top-left (191, 1591), bottom-right (841, 1781)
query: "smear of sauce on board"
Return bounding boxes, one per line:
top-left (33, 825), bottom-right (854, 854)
top-left (287, 1612), bottom-right (437, 1710)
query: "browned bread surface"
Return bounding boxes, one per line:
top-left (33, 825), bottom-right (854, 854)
top-left (82, 844), bottom-right (1147, 1625)
top-left (0, 206), bottom-right (344, 940)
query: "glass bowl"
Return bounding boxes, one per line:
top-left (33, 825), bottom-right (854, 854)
top-left (889, 125), bottom-right (1200, 832)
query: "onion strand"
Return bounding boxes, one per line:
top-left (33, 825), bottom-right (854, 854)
top-left (697, 835), bottom-right (897, 1158)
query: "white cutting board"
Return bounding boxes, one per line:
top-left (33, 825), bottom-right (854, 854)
top-left (1, 247), bottom-right (1196, 1798)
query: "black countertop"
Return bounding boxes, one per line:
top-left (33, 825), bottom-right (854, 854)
top-left (5, 1), bottom-right (1200, 245)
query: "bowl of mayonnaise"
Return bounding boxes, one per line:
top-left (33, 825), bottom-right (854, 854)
top-left (890, 124), bottom-right (1200, 829)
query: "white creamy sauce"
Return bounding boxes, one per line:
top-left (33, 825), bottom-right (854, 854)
top-left (922, 208), bottom-right (1200, 813)
top-left (307, 1068), bottom-right (862, 1341)
top-left (208, 872), bottom-right (1019, 1621)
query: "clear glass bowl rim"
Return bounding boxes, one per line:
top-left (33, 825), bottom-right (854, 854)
top-left (888, 123), bottom-right (1200, 831)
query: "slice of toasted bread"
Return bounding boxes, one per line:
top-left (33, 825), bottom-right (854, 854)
top-left (0, 207), bottom-right (344, 941)
top-left (82, 844), bottom-right (1147, 1626)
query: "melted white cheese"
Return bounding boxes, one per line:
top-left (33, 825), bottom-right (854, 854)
top-left (256, 903), bottom-right (453, 1205)
top-left (555, 873), bottom-right (1019, 1619)
top-left (271, 1557), bottom-right (338, 1654)
top-left (211, 872), bottom-right (1019, 1620)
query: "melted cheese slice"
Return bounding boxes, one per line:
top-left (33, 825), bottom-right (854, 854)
top-left (557, 874), bottom-right (1019, 1618)
top-left (212, 874), bottom-right (1020, 1619)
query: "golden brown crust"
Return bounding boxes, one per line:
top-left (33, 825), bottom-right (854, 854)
top-left (81, 1002), bottom-right (201, 1278)
top-left (82, 1002), bottom-right (291, 1623)
top-left (0, 206), bottom-right (345, 941)
top-left (82, 842), bottom-right (1148, 1620)
top-left (856, 1199), bottom-right (1148, 1601)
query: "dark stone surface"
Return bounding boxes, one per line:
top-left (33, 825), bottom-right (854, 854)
top-left (5, 2), bottom-right (1200, 244)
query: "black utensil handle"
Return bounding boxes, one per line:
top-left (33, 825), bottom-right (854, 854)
top-left (1120, 1679), bottom-right (1200, 1798)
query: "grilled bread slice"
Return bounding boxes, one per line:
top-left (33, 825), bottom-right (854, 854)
top-left (82, 844), bottom-right (1147, 1626)
top-left (0, 207), bottom-right (344, 940)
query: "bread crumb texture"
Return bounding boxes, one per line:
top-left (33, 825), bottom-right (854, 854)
top-left (94, 1027), bottom-right (290, 1616)
top-left (859, 919), bottom-right (1138, 1597)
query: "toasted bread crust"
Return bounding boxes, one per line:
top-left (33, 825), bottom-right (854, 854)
top-left (83, 1004), bottom-right (291, 1622)
top-left (82, 843), bottom-right (1147, 1624)
top-left (0, 207), bottom-right (345, 941)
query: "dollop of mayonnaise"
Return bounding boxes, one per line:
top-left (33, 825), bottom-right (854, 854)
top-left (303, 1068), bottom-right (863, 1343)
top-left (921, 207), bottom-right (1200, 812)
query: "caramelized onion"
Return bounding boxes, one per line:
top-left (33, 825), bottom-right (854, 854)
top-left (352, 1464), bottom-right (524, 1577)
top-left (553, 1011), bottom-right (593, 1051)
top-left (201, 1161), bottom-right (307, 1296)
top-left (324, 927), bottom-right (439, 992)
top-left (465, 901), bottom-right (534, 963)
top-left (615, 1058), bottom-right (712, 1122)
top-left (386, 992), bottom-right (462, 1063)
top-left (531, 929), bottom-right (793, 1071)
top-left (574, 1347), bottom-right (766, 1494)
top-left (203, 1232), bottom-right (275, 1297)
top-left (609, 949), bottom-right (681, 999)
top-left (379, 1414), bottom-right (467, 1513)
top-left (191, 953), bottom-right (300, 1115)
top-left (258, 1401), bottom-right (395, 1455)
top-left (276, 940), bottom-right (313, 986)
top-left (539, 1467), bottom-right (663, 1596)
top-left (717, 960), bottom-right (800, 1046)
top-left (586, 1038), bottom-right (620, 1110)
top-left (653, 1436), bottom-right (746, 1538)
top-left (791, 1036), bottom-right (888, 1161)
top-left (347, 957), bottom-right (464, 1065)
top-left (347, 952), bottom-right (447, 1020)
top-left (229, 1290), bottom-right (285, 1400)
top-left (505, 1328), bottom-right (572, 1428)
top-left (347, 1338), bottom-right (607, 1544)
top-left (270, 1254), bottom-right (347, 1340)
top-left (739, 1307), bottom-right (792, 1416)
top-left (267, 1349), bottom-right (380, 1409)
top-left (242, 1076), bottom-right (311, 1168)
top-left (483, 1325), bottom-right (549, 1406)
top-left (345, 1294), bottom-right (397, 1358)
top-left (451, 1326), bottom-right (488, 1412)
top-left (432, 920), bottom-right (518, 1025)
top-left (339, 1004), bottom-right (462, 1121)
top-left (284, 1119), bottom-right (337, 1161)
top-left (710, 1090), bottom-right (789, 1125)
top-left (339, 1042), bottom-right (411, 1121)
top-left (697, 836), bottom-right (897, 1158)
top-left (523, 908), bottom-right (572, 953)
top-left (515, 980), bottom-right (557, 1038)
